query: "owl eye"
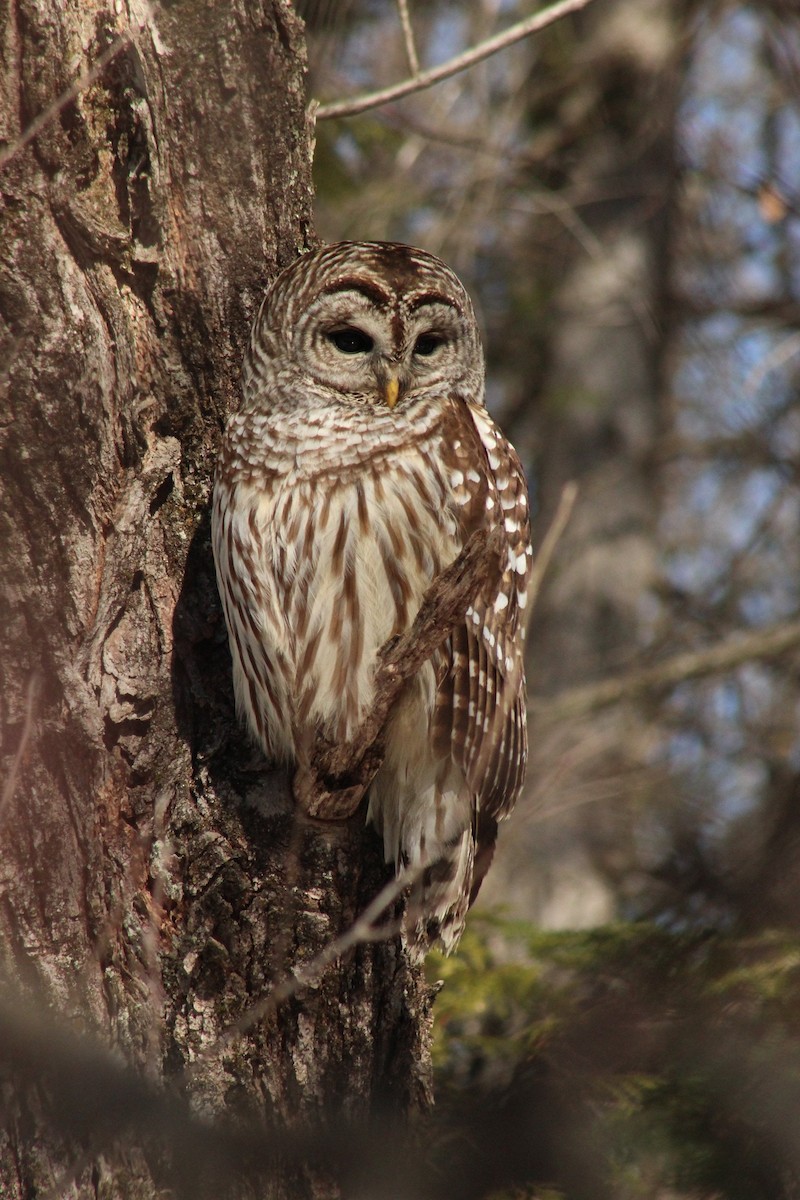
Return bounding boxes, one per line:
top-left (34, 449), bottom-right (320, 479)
top-left (328, 328), bottom-right (374, 354)
top-left (413, 333), bottom-right (444, 357)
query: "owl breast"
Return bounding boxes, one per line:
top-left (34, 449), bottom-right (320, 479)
top-left (212, 394), bottom-right (463, 766)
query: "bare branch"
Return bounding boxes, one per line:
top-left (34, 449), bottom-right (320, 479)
top-left (526, 481), bottom-right (578, 624)
top-left (396, 0), bottom-right (420, 76)
top-left (184, 857), bottom-right (428, 1074)
top-left (0, 991), bottom-right (374, 1191)
top-left (1, 672), bottom-right (40, 821)
top-left (532, 618), bottom-right (800, 723)
top-left (744, 329), bottom-right (800, 394)
top-left (314, 0), bottom-right (596, 122)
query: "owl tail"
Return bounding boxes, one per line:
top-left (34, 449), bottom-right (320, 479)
top-left (403, 826), bottom-right (474, 958)
top-left (368, 750), bottom-right (497, 956)
top-left (402, 807), bottom-right (500, 958)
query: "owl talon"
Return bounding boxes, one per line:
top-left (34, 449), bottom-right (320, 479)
top-left (306, 784), bottom-right (365, 821)
top-left (293, 739), bottom-right (381, 820)
top-left (292, 762), bottom-right (366, 821)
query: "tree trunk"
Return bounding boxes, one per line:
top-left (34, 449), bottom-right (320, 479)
top-left (0, 3), bottom-right (431, 1197)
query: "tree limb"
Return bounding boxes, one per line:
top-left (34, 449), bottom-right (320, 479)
top-left (525, 481), bottom-right (577, 629)
top-left (396, 0), bottom-right (419, 76)
top-left (532, 618), bottom-right (800, 723)
top-left (312, 0), bottom-right (596, 122)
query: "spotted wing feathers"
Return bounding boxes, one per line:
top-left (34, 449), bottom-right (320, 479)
top-left (430, 400), bottom-right (532, 912)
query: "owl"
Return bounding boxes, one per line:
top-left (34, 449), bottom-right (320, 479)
top-left (211, 241), bottom-right (532, 954)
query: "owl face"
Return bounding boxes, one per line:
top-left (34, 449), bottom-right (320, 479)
top-left (250, 242), bottom-right (485, 411)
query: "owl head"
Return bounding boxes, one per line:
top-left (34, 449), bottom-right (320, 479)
top-left (245, 241), bottom-right (485, 411)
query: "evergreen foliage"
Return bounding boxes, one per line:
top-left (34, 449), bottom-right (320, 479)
top-left (429, 914), bottom-right (800, 1198)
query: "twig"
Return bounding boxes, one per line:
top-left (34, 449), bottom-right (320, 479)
top-left (314, 0), bottom-right (595, 121)
top-left (526, 481), bottom-right (578, 620)
top-left (183, 857), bottom-right (427, 1074)
top-left (0, 36), bottom-right (130, 172)
top-left (743, 329), bottom-right (800, 395)
top-left (531, 618), bottom-right (800, 722)
top-left (396, 0), bottom-right (420, 76)
top-left (1, 672), bottom-right (40, 821)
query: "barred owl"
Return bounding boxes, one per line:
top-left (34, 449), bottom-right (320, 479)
top-left (212, 242), bottom-right (532, 953)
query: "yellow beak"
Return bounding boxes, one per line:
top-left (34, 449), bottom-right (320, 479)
top-left (384, 375), bottom-right (400, 409)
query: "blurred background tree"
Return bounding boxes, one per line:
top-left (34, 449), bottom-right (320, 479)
top-left (302, 1), bottom-right (800, 1195)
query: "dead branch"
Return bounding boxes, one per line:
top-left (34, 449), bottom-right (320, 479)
top-left (295, 525), bottom-right (504, 819)
top-left (1, 672), bottom-right (40, 821)
top-left (532, 617), bottom-right (800, 723)
top-left (396, 0), bottom-right (419, 76)
top-left (313, 0), bottom-right (596, 122)
top-left (526, 481), bottom-right (578, 626)
top-left (184, 857), bottom-right (429, 1075)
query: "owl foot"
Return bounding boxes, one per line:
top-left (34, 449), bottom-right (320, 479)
top-left (292, 742), bottom-right (385, 820)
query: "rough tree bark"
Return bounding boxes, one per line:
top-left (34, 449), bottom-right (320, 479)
top-left (0, 3), bottom-right (432, 1197)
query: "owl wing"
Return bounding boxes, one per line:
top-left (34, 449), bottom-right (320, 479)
top-left (433, 399), bottom-right (532, 825)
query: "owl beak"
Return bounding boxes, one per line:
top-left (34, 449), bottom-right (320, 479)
top-left (383, 375), bottom-right (401, 410)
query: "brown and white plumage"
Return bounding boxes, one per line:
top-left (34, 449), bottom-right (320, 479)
top-left (212, 241), bottom-right (532, 953)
